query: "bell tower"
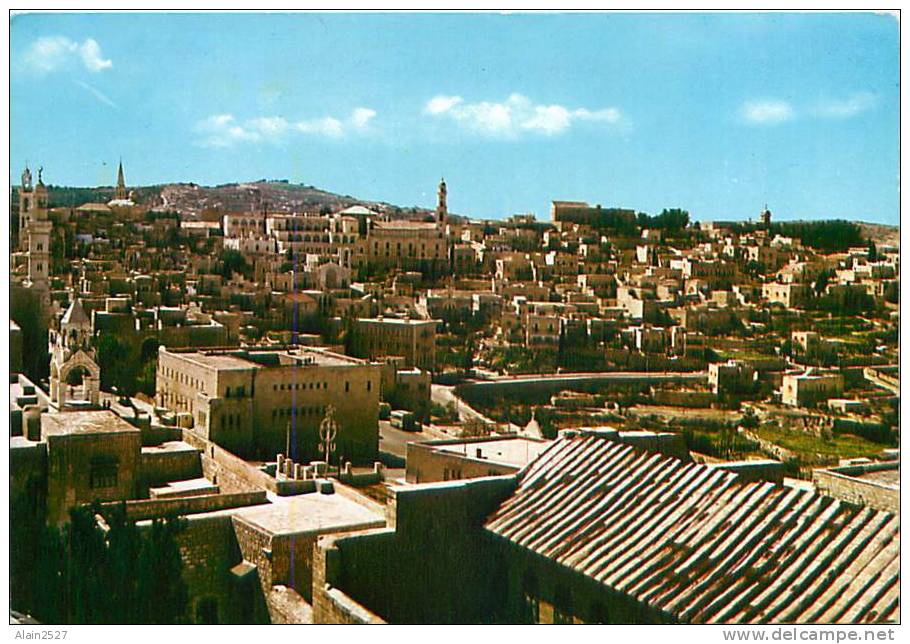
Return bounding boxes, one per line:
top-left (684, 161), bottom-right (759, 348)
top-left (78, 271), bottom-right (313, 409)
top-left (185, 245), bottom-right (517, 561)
top-left (17, 164), bottom-right (46, 251)
top-left (436, 177), bottom-right (447, 225)
top-left (760, 204), bottom-right (772, 229)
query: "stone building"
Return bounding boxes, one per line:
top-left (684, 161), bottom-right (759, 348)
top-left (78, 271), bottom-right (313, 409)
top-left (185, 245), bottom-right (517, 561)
top-left (349, 317), bottom-right (438, 371)
top-left (313, 431), bottom-right (899, 624)
top-left (708, 359), bottom-right (756, 395)
top-left (781, 370), bottom-right (844, 407)
top-left (40, 411), bottom-right (142, 525)
top-left (156, 346), bottom-right (381, 462)
top-left (405, 436), bottom-right (549, 483)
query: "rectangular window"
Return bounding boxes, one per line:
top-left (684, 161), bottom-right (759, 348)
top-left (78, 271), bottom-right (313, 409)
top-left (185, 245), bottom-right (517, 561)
top-left (90, 457), bottom-right (119, 489)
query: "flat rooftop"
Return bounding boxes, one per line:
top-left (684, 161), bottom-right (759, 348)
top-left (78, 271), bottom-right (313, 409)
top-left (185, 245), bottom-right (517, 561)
top-left (233, 489), bottom-right (385, 537)
top-left (857, 468), bottom-right (900, 487)
top-left (10, 374), bottom-right (51, 410)
top-left (432, 437), bottom-right (549, 468)
top-left (167, 346), bottom-right (368, 371)
top-left (41, 410), bottom-right (141, 438)
top-left (141, 440), bottom-right (199, 455)
top-left (357, 317), bottom-right (437, 326)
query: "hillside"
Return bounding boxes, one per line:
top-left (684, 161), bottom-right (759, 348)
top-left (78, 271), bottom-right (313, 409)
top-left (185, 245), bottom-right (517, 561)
top-left (29, 180), bottom-right (435, 221)
top-left (858, 222), bottom-right (900, 248)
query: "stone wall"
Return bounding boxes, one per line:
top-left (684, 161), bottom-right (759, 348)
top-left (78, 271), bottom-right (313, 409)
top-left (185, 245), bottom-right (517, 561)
top-left (182, 429), bottom-right (275, 493)
top-left (653, 390), bottom-right (715, 408)
top-left (139, 445), bottom-right (202, 488)
top-left (101, 491), bottom-right (268, 521)
top-left (813, 464), bottom-right (899, 513)
top-left (10, 438), bottom-right (47, 521)
top-left (165, 513), bottom-right (249, 624)
top-left (313, 532), bottom-right (388, 624)
top-left (313, 476), bottom-right (517, 623)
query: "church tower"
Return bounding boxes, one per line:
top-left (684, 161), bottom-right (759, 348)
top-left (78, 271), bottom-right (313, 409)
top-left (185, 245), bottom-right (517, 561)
top-left (18, 165), bottom-right (33, 251)
top-left (25, 167), bottom-right (51, 298)
top-left (27, 218), bottom-right (52, 288)
top-left (49, 297), bottom-right (101, 408)
top-left (114, 159), bottom-right (127, 201)
top-left (436, 177), bottom-right (447, 225)
top-left (760, 205), bottom-right (772, 229)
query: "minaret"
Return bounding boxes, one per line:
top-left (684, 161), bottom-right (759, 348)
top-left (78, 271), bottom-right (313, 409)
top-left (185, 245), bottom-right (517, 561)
top-left (436, 177), bottom-right (447, 225)
top-left (115, 159), bottom-right (127, 201)
top-left (18, 164), bottom-right (34, 251)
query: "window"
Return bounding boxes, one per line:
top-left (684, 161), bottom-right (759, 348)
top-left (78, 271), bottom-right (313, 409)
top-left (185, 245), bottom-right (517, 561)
top-left (345, 381), bottom-right (350, 392)
top-left (90, 457), bottom-right (119, 489)
top-left (366, 380), bottom-right (372, 392)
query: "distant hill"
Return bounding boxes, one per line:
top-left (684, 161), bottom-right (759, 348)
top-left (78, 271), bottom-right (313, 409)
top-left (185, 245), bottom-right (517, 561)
top-left (17, 179), bottom-right (437, 221)
top-left (858, 222), bottom-right (900, 248)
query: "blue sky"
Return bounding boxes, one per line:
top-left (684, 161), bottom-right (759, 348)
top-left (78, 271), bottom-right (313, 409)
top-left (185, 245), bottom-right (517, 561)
top-left (9, 12), bottom-right (900, 223)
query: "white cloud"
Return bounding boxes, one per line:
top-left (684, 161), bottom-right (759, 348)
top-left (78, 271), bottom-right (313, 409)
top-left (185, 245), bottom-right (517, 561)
top-left (351, 107), bottom-right (377, 129)
top-left (296, 117), bottom-right (344, 138)
top-left (741, 100), bottom-right (795, 125)
top-left (24, 36), bottom-right (112, 74)
top-left (195, 108), bottom-right (376, 147)
top-left (425, 95), bottom-right (464, 115)
top-left (78, 38), bottom-right (113, 72)
top-left (815, 92), bottom-right (877, 119)
top-left (424, 93), bottom-right (623, 138)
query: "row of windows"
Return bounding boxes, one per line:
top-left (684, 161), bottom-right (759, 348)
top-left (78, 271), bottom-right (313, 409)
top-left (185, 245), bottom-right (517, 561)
top-left (273, 380), bottom-right (371, 393)
top-left (274, 381), bottom-right (328, 391)
top-left (273, 405), bottom-right (327, 419)
top-left (279, 234), bottom-right (357, 244)
top-left (160, 390), bottom-right (190, 411)
top-left (220, 413), bottom-right (242, 429)
top-left (160, 366), bottom-right (206, 393)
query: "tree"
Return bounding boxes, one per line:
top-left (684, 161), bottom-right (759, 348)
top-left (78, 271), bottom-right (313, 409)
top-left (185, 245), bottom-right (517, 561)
top-left (220, 249), bottom-right (250, 280)
top-left (96, 334), bottom-right (135, 394)
top-left (814, 268), bottom-right (834, 296)
top-left (11, 504), bottom-right (189, 624)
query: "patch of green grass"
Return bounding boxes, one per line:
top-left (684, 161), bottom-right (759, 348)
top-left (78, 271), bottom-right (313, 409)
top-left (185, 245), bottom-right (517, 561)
top-left (755, 425), bottom-right (884, 460)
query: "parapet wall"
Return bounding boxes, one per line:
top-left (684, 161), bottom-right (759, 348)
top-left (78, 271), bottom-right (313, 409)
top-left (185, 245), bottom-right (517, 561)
top-left (182, 428), bottom-right (276, 493)
top-left (813, 463), bottom-right (899, 513)
top-left (139, 446), bottom-right (203, 488)
top-left (100, 491), bottom-right (269, 521)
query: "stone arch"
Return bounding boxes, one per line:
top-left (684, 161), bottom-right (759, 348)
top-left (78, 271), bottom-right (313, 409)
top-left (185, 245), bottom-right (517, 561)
top-left (54, 350), bottom-right (101, 407)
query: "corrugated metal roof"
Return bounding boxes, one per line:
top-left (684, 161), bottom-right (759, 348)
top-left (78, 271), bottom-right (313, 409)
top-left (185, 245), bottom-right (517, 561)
top-left (485, 435), bottom-right (899, 624)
